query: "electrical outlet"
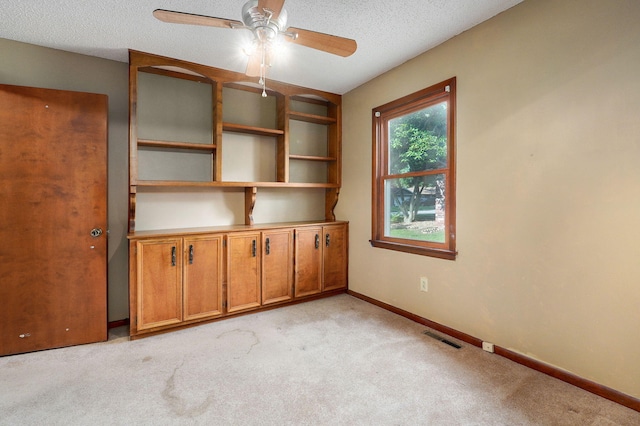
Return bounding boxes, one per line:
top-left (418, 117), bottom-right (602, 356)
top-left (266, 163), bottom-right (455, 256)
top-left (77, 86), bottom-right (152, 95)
top-left (420, 276), bottom-right (428, 292)
top-left (482, 341), bottom-right (495, 353)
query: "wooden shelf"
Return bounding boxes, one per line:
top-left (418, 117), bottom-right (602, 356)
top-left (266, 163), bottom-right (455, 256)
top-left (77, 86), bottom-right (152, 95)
top-left (138, 139), bottom-right (216, 151)
top-left (289, 111), bottom-right (336, 125)
top-left (128, 220), bottom-right (348, 239)
top-left (133, 180), bottom-right (339, 189)
top-left (222, 122), bottom-right (284, 137)
top-left (128, 51), bottom-right (343, 232)
top-left (289, 155), bottom-right (337, 162)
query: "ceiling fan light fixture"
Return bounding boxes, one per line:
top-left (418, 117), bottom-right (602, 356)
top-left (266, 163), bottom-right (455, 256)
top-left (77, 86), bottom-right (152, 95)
top-left (152, 0), bottom-right (358, 96)
top-left (239, 0), bottom-right (291, 97)
top-left (242, 39), bottom-right (259, 56)
top-left (255, 26), bottom-right (277, 43)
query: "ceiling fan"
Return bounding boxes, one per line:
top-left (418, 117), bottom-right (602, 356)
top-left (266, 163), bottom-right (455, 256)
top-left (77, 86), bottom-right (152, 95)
top-left (153, 0), bottom-right (357, 95)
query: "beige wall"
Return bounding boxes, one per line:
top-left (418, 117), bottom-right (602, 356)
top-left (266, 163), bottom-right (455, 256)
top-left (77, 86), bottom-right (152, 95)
top-left (0, 38), bottom-right (130, 322)
top-left (2, 0), bottom-right (639, 400)
top-left (340, 0), bottom-right (640, 398)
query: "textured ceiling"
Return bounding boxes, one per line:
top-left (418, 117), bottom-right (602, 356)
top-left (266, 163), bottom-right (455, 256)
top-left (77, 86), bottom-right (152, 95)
top-left (0, 0), bottom-right (522, 94)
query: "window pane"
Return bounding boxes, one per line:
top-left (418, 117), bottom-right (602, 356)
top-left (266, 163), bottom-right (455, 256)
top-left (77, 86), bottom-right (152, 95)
top-left (384, 174), bottom-right (446, 243)
top-left (388, 101), bottom-right (448, 175)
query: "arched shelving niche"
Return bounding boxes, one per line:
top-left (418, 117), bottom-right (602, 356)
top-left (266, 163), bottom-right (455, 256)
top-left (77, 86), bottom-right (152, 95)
top-left (128, 50), bottom-right (342, 231)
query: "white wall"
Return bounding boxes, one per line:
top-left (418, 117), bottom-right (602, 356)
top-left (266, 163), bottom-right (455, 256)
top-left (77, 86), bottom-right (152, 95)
top-left (340, 0), bottom-right (640, 398)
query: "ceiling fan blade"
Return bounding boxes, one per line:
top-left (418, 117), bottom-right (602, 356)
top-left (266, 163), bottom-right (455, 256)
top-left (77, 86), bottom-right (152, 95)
top-left (153, 9), bottom-right (243, 29)
top-left (245, 52), bottom-right (263, 77)
top-left (257, 0), bottom-right (285, 19)
top-left (285, 27), bottom-right (357, 57)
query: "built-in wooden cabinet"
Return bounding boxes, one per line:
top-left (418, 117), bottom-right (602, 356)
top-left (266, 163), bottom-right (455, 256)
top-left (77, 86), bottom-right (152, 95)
top-left (129, 222), bottom-right (347, 338)
top-left (262, 229), bottom-right (294, 305)
top-left (294, 227), bottom-right (324, 297)
top-left (294, 224), bottom-right (348, 297)
top-left (135, 238), bottom-right (183, 331)
top-left (227, 232), bottom-right (262, 313)
top-left (131, 235), bottom-right (224, 334)
top-left (183, 236), bottom-right (224, 321)
top-left (227, 228), bottom-right (295, 312)
top-left (322, 224), bottom-right (348, 292)
top-left (127, 50), bottom-right (348, 339)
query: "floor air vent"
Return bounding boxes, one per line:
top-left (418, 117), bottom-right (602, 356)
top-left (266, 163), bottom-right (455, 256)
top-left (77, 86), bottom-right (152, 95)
top-left (423, 330), bottom-right (462, 349)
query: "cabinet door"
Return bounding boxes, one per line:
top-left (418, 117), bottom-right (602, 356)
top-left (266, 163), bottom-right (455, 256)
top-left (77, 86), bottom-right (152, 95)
top-left (227, 232), bottom-right (261, 313)
top-left (262, 229), bottom-right (294, 305)
top-left (294, 227), bottom-right (323, 297)
top-left (323, 224), bottom-right (348, 291)
top-left (136, 239), bottom-right (183, 331)
top-left (183, 235), bottom-right (224, 321)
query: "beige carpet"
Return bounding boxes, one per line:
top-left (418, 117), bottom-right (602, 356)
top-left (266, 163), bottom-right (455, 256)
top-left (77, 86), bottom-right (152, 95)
top-left (1, 294), bottom-right (638, 425)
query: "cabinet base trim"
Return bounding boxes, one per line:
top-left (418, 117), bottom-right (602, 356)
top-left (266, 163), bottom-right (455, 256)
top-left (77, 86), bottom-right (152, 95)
top-left (108, 319), bottom-right (130, 329)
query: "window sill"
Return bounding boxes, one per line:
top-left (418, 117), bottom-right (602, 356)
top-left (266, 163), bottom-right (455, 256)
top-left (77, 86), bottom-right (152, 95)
top-left (369, 239), bottom-right (457, 260)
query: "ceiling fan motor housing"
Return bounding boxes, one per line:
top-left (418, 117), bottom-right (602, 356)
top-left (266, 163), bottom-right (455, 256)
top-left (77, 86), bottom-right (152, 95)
top-left (242, 0), bottom-right (288, 42)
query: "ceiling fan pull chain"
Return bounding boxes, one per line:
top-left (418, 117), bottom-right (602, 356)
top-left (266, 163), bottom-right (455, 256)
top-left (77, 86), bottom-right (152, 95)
top-left (260, 44), bottom-right (267, 97)
top-left (259, 44), bottom-right (265, 85)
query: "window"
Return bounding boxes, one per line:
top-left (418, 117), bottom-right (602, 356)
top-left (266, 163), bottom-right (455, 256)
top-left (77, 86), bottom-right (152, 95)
top-left (371, 78), bottom-right (456, 259)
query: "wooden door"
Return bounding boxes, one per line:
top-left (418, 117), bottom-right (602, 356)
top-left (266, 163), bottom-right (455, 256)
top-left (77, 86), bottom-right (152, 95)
top-left (183, 235), bottom-right (223, 321)
top-left (262, 229), bottom-right (293, 305)
top-left (0, 84), bottom-right (108, 356)
top-left (135, 239), bottom-right (183, 331)
top-left (323, 224), bottom-right (348, 291)
top-left (227, 232), bottom-right (261, 313)
top-left (294, 227), bottom-right (323, 297)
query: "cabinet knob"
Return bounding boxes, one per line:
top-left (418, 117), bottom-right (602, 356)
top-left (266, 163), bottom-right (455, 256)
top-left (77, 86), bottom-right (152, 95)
top-left (265, 237), bottom-right (270, 255)
top-left (326, 233), bottom-right (330, 247)
top-left (189, 245), bottom-right (194, 264)
top-left (315, 234), bottom-right (320, 249)
top-left (171, 246), bottom-right (176, 266)
top-left (252, 239), bottom-right (257, 257)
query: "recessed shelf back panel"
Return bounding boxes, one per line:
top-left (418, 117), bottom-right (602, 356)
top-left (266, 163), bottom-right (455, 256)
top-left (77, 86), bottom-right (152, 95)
top-left (222, 86), bottom-right (277, 129)
top-left (137, 71), bottom-right (213, 144)
top-left (289, 159), bottom-right (329, 184)
top-left (291, 98), bottom-right (329, 116)
top-left (252, 188), bottom-right (327, 223)
top-left (135, 191), bottom-right (243, 231)
top-left (138, 148), bottom-right (213, 182)
top-left (289, 120), bottom-right (328, 157)
top-left (221, 132), bottom-right (277, 183)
